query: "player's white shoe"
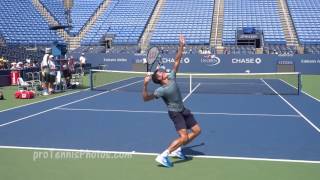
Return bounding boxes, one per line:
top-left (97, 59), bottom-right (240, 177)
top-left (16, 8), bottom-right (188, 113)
top-left (171, 148), bottom-right (187, 160)
top-left (155, 155), bottom-right (173, 168)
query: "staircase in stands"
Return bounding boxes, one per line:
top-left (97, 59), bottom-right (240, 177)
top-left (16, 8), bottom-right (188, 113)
top-left (210, 0), bottom-right (224, 54)
top-left (277, 0), bottom-right (299, 47)
top-left (32, 0), bottom-right (70, 42)
top-left (33, 0), bottom-right (111, 50)
top-left (139, 0), bottom-right (166, 53)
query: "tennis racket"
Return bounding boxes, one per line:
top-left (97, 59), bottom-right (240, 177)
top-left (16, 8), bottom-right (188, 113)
top-left (146, 46), bottom-right (160, 75)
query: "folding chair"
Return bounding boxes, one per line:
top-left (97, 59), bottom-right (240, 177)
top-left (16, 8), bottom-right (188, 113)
top-left (54, 71), bottom-right (67, 92)
top-left (31, 72), bottom-right (42, 92)
top-left (17, 77), bottom-right (34, 91)
top-left (70, 73), bottom-right (82, 88)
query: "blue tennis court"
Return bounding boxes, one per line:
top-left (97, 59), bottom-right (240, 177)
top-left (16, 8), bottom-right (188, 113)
top-left (0, 75), bottom-right (320, 163)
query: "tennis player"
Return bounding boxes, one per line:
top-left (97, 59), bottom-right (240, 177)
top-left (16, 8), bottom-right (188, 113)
top-left (142, 35), bottom-right (201, 168)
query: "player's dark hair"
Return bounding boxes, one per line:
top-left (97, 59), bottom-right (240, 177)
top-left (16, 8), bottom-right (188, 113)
top-left (152, 69), bottom-right (161, 84)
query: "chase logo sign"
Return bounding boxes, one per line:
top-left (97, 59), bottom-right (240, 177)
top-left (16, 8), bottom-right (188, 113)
top-left (201, 54), bottom-right (221, 66)
top-left (232, 57), bottom-right (262, 64)
top-left (161, 57), bottom-right (190, 64)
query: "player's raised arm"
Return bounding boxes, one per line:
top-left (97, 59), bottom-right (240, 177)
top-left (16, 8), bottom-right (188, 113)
top-left (173, 34), bottom-right (186, 73)
top-left (142, 75), bottom-right (155, 101)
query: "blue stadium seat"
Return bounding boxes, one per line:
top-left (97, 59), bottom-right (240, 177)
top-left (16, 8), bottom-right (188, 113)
top-left (81, 0), bottom-right (157, 45)
top-left (70, 0), bottom-right (104, 34)
top-left (287, 0), bottom-right (320, 45)
top-left (40, 0), bottom-right (68, 25)
top-left (222, 0), bottom-right (286, 45)
top-left (150, 0), bottom-right (214, 45)
top-left (0, 0), bottom-right (64, 45)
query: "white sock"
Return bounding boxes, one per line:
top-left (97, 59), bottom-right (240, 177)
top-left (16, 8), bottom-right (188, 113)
top-left (160, 149), bottom-right (170, 157)
top-left (172, 147), bottom-right (182, 154)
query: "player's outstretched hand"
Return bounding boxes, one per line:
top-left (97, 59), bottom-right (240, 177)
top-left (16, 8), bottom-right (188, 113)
top-left (144, 75), bottom-right (151, 86)
top-left (179, 34), bottom-right (186, 47)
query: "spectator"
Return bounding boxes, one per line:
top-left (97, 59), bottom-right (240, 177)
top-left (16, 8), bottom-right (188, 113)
top-left (0, 57), bottom-right (6, 70)
top-left (79, 53), bottom-right (86, 75)
top-left (25, 58), bottom-right (31, 68)
top-left (16, 62), bottom-right (23, 70)
top-left (62, 59), bottom-right (71, 87)
top-left (48, 55), bottom-right (56, 94)
top-left (10, 61), bottom-right (17, 70)
top-left (41, 50), bottom-right (50, 95)
top-left (2, 59), bottom-right (9, 69)
top-left (68, 56), bottom-right (75, 74)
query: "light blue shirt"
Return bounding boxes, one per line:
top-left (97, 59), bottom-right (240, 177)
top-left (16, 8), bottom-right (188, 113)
top-left (154, 70), bottom-right (184, 112)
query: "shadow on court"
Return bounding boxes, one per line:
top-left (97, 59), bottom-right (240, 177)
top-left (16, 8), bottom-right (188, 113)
top-left (157, 157), bottom-right (194, 168)
top-left (183, 142), bottom-right (206, 156)
top-left (156, 143), bottom-right (205, 167)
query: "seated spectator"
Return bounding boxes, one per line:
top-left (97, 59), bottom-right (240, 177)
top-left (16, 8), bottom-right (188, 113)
top-left (0, 57), bottom-right (6, 69)
top-left (25, 58), bottom-right (31, 68)
top-left (10, 62), bottom-right (17, 70)
top-left (68, 56), bottom-right (75, 74)
top-left (61, 60), bottom-right (71, 87)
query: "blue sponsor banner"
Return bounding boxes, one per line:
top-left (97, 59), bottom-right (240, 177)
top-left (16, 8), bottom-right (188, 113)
top-left (85, 53), bottom-right (144, 71)
top-left (159, 54), bottom-right (271, 73)
top-left (84, 53), bottom-right (320, 74)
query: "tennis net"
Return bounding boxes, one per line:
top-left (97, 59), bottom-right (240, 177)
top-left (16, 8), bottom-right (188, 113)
top-left (89, 69), bottom-right (301, 95)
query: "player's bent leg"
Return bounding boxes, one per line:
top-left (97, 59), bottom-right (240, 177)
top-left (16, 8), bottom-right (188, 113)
top-left (170, 124), bottom-right (201, 160)
top-left (187, 124), bottom-right (201, 143)
top-left (168, 129), bottom-right (188, 153)
top-left (167, 129), bottom-right (188, 160)
top-left (155, 129), bottom-right (188, 167)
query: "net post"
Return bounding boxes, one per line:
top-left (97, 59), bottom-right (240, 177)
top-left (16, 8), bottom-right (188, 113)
top-left (90, 69), bottom-right (93, 90)
top-left (298, 72), bottom-right (302, 95)
top-left (189, 74), bottom-right (192, 93)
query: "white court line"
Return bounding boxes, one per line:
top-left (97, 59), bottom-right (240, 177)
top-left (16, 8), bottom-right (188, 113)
top-left (0, 80), bottom-right (143, 128)
top-left (261, 79), bottom-right (320, 133)
top-left (279, 79), bottom-right (320, 103)
top-left (0, 76), bottom-right (137, 113)
top-left (0, 90), bottom-right (83, 113)
top-left (0, 145), bottom-right (319, 164)
top-left (57, 107), bottom-right (300, 118)
top-left (301, 90), bottom-right (320, 103)
top-left (183, 83), bottom-right (201, 102)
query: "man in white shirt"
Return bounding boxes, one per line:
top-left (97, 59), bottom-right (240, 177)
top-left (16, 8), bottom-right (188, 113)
top-left (79, 53), bottom-right (86, 75)
top-left (48, 55), bottom-right (56, 94)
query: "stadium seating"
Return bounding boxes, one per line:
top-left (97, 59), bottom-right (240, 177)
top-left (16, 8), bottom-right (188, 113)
top-left (223, 0), bottom-right (286, 45)
top-left (263, 44), bottom-right (297, 54)
top-left (304, 45), bottom-right (320, 54)
top-left (82, 0), bottom-right (157, 45)
top-left (0, 45), bottom-right (44, 62)
top-left (39, 0), bottom-right (68, 26)
top-left (287, 0), bottom-right (320, 45)
top-left (70, 0), bottom-right (104, 34)
top-left (150, 0), bottom-right (214, 45)
top-left (40, 0), bottom-right (104, 35)
top-left (0, 1), bottom-right (64, 45)
top-left (0, 0), bottom-right (319, 53)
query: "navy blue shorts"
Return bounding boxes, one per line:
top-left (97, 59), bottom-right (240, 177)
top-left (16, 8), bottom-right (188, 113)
top-left (168, 108), bottom-right (198, 131)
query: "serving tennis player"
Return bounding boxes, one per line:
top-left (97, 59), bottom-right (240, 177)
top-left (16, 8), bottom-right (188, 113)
top-left (142, 35), bottom-right (201, 168)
